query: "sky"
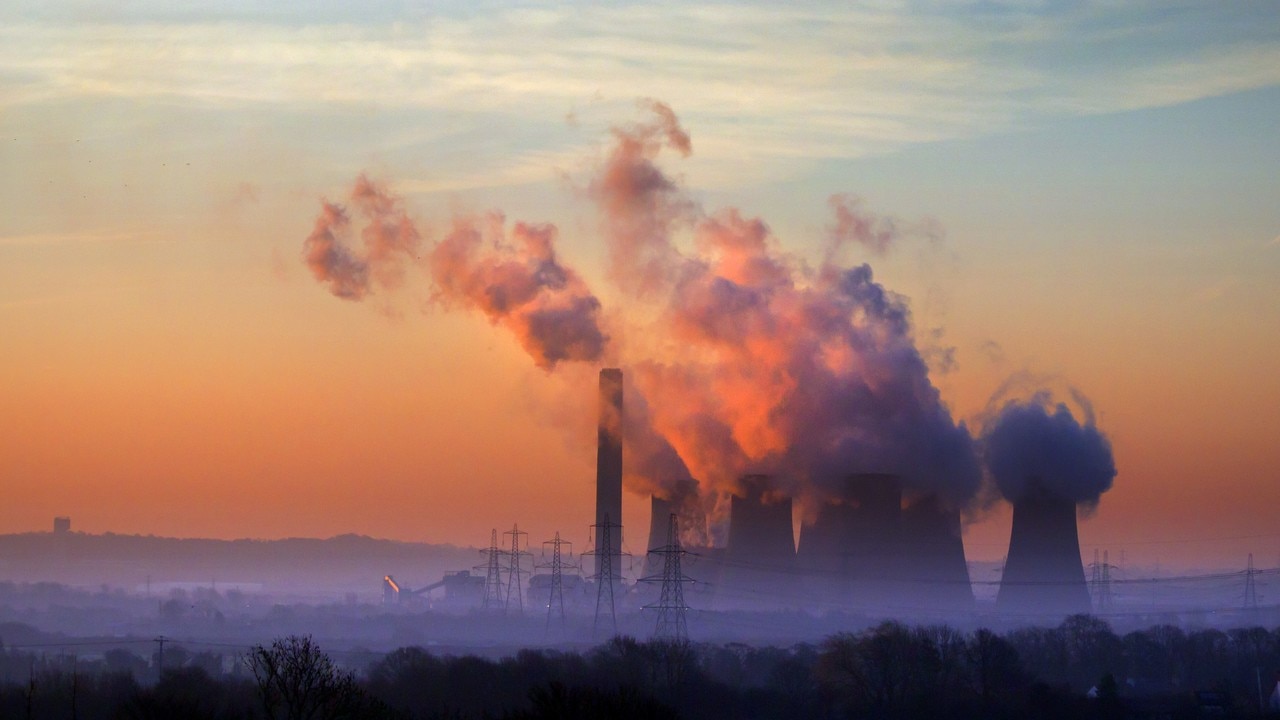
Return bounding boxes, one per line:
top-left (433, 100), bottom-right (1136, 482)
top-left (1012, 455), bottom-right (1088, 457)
top-left (2, 1), bottom-right (1278, 572)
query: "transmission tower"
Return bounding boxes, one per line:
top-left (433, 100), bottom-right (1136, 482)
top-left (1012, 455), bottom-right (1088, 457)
top-left (1100, 550), bottom-right (1113, 614)
top-left (477, 529), bottom-right (505, 612)
top-left (1089, 549), bottom-right (1114, 614)
top-left (540, 532), bottom-right (575, 632)
top-left (1090, 550), bottom-right (1101, 601)
top-left (640, 513), bottom-right (694, 642)
top-left (504, 524), bottom-right (531, 615)
top-left (1245, 553), bottom-right (1260, 611)
top-left (590, 514), bottom-right (620, 638)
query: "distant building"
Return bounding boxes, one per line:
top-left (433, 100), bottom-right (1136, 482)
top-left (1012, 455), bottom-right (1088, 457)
top-left (53, 517), bottom-right (71, 534)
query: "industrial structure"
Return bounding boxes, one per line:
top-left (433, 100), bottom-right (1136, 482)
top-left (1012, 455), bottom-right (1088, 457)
top-left (898, 493), bottom-right (973, 610)
top-left (382, 572), bottom-right (484, 608)
top-left (376, 369), bottom-right (1121, 624)
top-left (997, 478), bottom-right (1091, 616)
top-left (595, 368), bottom-right (624, 583)
top-left (719, 475), bottom-right (797, 609)
top-left (642, 512), bottom-right (693, 642)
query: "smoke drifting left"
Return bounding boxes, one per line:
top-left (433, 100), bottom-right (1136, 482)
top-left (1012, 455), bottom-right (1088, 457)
top-left (303, 175), bottom-right (421, 300)
top-left (428, 215), bottom-right (608, 370)
top-left (300, 100), bottom-right (1114, 526)
top-left (304, 176), bottom-right (608, 371)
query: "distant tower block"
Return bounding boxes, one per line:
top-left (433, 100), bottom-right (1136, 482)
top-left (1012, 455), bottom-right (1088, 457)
top-left (721, 475), bottom-right (796, 609)
top-left (997, 479), bottom-right (1091, 617)
top-left (898, 494), bottom-right (973, 610)
top-left (595, 368), bottom-right (623, 581)
top-left (53, 517), bottom-right (71, 534)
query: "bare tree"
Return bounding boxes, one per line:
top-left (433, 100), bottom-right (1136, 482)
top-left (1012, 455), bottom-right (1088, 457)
top-left (246, 635), bottom-right (371, 720)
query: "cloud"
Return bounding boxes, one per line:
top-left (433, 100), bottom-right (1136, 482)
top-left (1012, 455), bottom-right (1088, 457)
top-left (2, 3), bottom-right (1277, 188)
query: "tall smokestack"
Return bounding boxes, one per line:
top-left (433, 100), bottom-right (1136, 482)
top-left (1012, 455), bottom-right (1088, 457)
top-left (997, 478), bottom-right (1091, 617)
top-left (596, 368), bottom-right (623, 581)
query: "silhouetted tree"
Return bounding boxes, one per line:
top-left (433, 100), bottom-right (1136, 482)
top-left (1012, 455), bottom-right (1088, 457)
top-left (247, 635), bottom-right (384, 720)
top-left (967, 628), bottom-right (1026, 708)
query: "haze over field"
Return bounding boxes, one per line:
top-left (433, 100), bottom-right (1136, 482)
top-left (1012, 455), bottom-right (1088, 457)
top-left (2, 1), bottom-right (1279, 575)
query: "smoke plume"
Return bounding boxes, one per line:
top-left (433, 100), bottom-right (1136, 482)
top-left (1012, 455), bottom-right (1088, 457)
top-left (827, 194), bottom-right (901, 256)
top-left (303, 175), bottom-right (420, 300)
top-left (301, 102), bottom-right (1070, 524)
top-left (428, 214), bottom-right (608, 370)
top-left (301, 179), bottom-right (608, 370)
top-left (980, 392), bottom-right (1116, 507)
top-left (591, 103), bottom-right (982, 512)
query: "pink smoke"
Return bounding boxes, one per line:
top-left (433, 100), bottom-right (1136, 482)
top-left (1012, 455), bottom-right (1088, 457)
top-left (428, 214), bottom-right (608, 370)
top-left (302, 175), bottom-right (420, 300)
top-left (827, 194), bottom-right (901, 256)
top-left (301, 103), bottom-right (982, 521)
top-left (593, 105), bottom-right (980, 512)
top-left (302, 179), bottom-right (608, 370)
top-left (588, 99), bottom-right (696, 297)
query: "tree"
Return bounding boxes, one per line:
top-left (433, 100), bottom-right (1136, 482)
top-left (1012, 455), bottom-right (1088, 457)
top-left (246, 635), bottom-right (381, 720)
top-left (967, 628), bottom-right (1026, 707)
top-left (814, 622), bottom-right (942, 718)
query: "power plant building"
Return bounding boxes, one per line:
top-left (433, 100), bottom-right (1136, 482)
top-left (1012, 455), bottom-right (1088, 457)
top-left (997, 478), bottom-right (1091, 617)
top-left (719, 475), bottom-right (797, 609)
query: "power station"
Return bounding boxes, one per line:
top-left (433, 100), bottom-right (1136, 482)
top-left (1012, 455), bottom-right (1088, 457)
top-left (386, 369), bottom-right (1102, 622)
top-left (996, 478), bottom-right (1092, 616)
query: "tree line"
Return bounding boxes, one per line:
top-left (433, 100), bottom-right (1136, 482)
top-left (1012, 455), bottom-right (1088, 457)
top-left (4, 616), bottom-right (1280, 718)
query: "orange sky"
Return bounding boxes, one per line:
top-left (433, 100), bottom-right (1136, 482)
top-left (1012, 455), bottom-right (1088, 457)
top-left (2, 2), bottom-right (1279, 575)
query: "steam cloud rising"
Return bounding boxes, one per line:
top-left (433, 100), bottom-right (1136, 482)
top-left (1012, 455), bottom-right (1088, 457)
top-left (981, 393), bottom-right (1117, 507)
top-left (591, 103), bottom-right (979, 513)
top-left (429, 214), bottom-right (608, 370)
top-left (300, 101), bottom-right (1113, 527)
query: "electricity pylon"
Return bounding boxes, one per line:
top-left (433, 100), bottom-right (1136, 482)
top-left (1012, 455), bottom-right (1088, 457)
top-left (1089, 549), bottom-right (1114, 614)
top-left (540, 532), bottom-right (574, 632)
top-left (641, 513), bottom-right (694, 643)
top-left (589, 514), bottom-right (620, 638)
top-left (504, 524), bottom-right (531, 615)
top-left (477, 529), bottom-right (505, 612)
top-left (1245, 553), bottom-right (1259, 611)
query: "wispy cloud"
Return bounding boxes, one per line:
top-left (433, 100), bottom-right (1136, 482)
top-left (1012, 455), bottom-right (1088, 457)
top-left (2, 2), bottom-right (1276, 185)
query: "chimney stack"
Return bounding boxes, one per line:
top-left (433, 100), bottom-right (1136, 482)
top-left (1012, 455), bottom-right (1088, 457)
top-left (595, 368), bottom-right (624, 581)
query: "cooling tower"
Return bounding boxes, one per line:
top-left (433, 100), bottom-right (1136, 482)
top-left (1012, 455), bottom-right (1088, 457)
top-left (797, 473), bottom-right (902, 612)
top-left (595, 368), bottom-right (623, 582)
top-left (720, 475), bottom-right (796, 609)
top-left (898, 494), bottom-right (973, 610)
top-left (642, 495), bottom-right (674, 579)
top-left (997, 479), bottom-right (1091, 617)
